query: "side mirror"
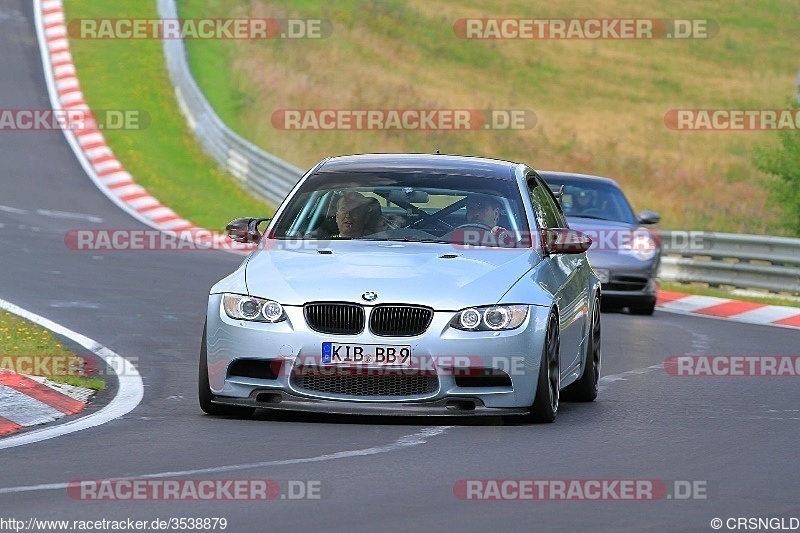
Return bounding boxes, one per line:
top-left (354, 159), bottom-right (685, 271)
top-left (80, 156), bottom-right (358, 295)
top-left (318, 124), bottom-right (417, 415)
top-left (226, 217), bottom-right (270, 244)
top-left (637, 211), bottom-right (660, 225)
top-left (540, 228), bottom-right (592, 255)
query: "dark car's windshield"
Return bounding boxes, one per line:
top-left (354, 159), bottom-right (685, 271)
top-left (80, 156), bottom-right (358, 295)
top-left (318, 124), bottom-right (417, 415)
top-left (545, 177), bottom-right (637, 224)
top-left (269, 171), bottom-right (531, 247)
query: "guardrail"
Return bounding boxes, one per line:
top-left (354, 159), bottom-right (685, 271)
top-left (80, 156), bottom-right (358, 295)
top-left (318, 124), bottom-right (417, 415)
top-left (155, 2), bottom-right (798, 294)
top-left (659, 231), bottom-right (800, 294)
top-left (156, 0), bottom-right (303, 207)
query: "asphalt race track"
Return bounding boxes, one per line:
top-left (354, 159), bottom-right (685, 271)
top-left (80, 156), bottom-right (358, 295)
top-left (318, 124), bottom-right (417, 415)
top-left (1, 2), bottom-right (798, 531)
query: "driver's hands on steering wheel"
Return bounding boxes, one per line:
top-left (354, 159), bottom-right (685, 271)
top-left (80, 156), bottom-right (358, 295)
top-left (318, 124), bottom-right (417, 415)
top-left (453, 222), bottom-right (509, 235)
top-left (452, 223), bottom-right (516, 246)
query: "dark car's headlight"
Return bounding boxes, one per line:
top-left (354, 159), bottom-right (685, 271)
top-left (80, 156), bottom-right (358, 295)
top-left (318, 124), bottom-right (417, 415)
top-left (222, 293), bottom-right (286, 322)
top-left (619, 231), bottom-right (658, 261)
top-left (450, 305), bottom-right (528, 331)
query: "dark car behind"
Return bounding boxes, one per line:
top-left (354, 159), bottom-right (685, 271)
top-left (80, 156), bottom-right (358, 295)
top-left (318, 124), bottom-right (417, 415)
top-left (540, 171), bottom-right (661, 315)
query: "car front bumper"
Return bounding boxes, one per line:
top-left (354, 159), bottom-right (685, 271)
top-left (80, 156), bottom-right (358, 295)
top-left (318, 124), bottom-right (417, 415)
top-left (205, 293), bottom-right (551, 411)
top-left (591, 256), bottom-right (659, 306)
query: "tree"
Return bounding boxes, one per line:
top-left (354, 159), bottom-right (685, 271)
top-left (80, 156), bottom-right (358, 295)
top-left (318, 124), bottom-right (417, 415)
top-left (753, 101), bottom-right (800, 236)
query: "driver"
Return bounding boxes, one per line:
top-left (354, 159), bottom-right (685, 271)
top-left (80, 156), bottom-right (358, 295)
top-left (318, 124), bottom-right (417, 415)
top-left (572, 189), bottom-right (596, 215)
top-left (465, 196), bottom-right (506, 235)
top-left (332, 191), bottom-right (382, 238)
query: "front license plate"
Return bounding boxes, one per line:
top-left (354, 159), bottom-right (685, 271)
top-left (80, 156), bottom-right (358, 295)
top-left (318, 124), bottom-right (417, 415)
top-left (321, 342), bottom-right (412, 367)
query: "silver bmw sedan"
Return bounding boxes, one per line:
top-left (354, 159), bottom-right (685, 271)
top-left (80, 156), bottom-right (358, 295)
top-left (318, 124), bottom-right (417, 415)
top-left (200, 153), bottom-right (602, 423)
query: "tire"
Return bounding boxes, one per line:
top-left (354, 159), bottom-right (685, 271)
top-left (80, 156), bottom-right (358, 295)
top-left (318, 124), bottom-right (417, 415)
top-left (562, 295), bottom-right (601, 402)
top-left (629, 300), bottom-right (656, 315)
top-left (528, 312), bottom-right (560, 423)
top-left (199, 323), bottom-right (255, 418)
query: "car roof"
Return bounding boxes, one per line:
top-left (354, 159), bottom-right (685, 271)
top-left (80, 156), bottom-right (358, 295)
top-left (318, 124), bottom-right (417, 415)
top-left (317, 153), bottom-right (521, 180)
top-left (537, 170), bottom-right (622, 189)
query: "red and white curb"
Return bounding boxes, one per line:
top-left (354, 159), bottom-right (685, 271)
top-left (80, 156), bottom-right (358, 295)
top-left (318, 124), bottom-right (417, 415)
top-left (657, 290), bottom-right (800, 329)
top-left (36, 0), bottom-right (253, 253)
top-left (0, 297), bottom-right (143, 449)
top-left (0, 371), bottom-right (92, 437)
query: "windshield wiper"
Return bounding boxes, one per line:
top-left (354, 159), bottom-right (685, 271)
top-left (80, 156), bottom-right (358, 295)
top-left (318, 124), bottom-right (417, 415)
top-left (387, 237), bottom-right (443, 243)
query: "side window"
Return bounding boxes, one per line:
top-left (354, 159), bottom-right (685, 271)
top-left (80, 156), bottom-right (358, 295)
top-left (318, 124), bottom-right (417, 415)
top-left (526, 174), bottom-right (564, 229)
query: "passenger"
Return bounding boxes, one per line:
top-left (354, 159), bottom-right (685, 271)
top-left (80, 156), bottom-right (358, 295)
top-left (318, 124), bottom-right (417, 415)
top-left (363, 197), bottom-right (387, 235)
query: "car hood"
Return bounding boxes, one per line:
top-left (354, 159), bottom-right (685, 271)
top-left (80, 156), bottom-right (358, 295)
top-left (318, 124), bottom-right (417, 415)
top-left (243, 240), bottom-right (539, 310)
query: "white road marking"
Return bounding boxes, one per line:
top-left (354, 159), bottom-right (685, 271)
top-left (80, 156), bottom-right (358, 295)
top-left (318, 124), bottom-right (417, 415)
top-left (0, 204), bottom-right (103, 223)
top-left (0, 297), bottom-right (143, 450)
top-left (0, 425), bottom-right (452, 495)
top-left (47, 301), bottom-right (100, 309)
top-left (35, 209), bottom-right (103, 223)
top-left (598, 364), bottom-right (663, 392)
top-left (0, 205), bottom-right (28, 215)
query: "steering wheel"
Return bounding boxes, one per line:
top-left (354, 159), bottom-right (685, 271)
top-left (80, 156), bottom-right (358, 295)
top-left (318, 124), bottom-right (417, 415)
top-left (576, 208), bottom-right (604, 217)
top-left (452, 223), bottom-right (493, 231)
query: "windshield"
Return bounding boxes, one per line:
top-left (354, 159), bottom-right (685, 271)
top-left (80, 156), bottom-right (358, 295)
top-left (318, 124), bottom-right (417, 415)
top-left (546, 178), bottom-right (637, 224)
top-left (268, 172), bottom-right (530, 247)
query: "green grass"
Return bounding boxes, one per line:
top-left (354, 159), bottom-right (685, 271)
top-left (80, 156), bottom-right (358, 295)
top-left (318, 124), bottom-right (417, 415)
top-left (0, 311), bottom-right (104, 391)
top-left (176, 0), bottom-right (800, 236)
top-left (64, 0), bottom-right (274, 231)
top-left (660, 282), bottom-right (800, 309)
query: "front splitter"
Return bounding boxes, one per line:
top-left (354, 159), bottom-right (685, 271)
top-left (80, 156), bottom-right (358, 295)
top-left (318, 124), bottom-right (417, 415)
top-left (212, 390), bottom-right (529, 417)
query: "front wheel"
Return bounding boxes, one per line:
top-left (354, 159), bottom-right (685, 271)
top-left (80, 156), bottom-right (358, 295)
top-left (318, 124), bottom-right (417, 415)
top-left (528, 312), bottom-right (560, 423)
top-left (562, 295), bottom-right (601, 402)
top-left (199, 323), bottom-right (255, 418)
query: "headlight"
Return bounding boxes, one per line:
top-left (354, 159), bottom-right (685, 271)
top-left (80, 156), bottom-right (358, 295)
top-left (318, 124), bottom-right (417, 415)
top-left (619, 231), bottom-right (658, 261)
top-left (222, 293), bottom-right (286, 323)
top-left (450, 305), bottom-right (528, 331)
